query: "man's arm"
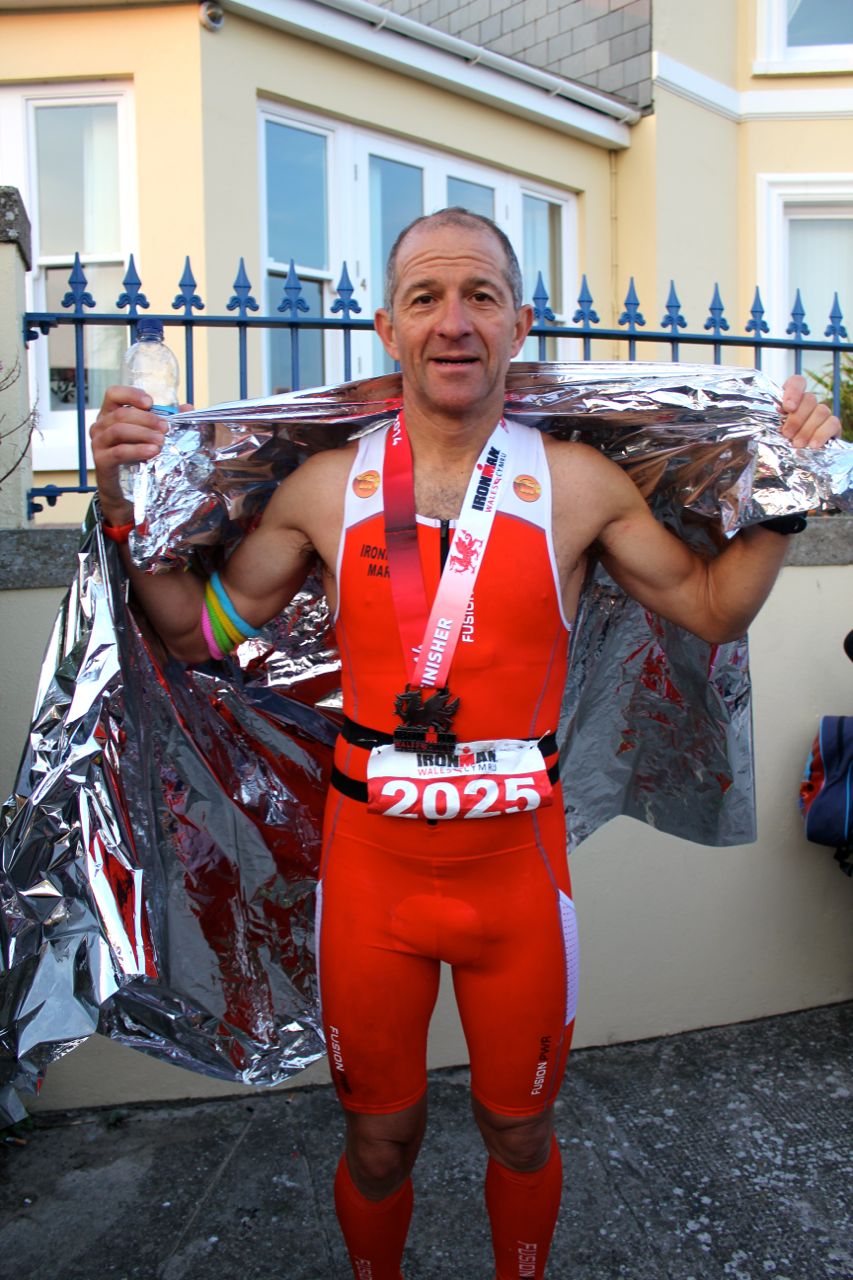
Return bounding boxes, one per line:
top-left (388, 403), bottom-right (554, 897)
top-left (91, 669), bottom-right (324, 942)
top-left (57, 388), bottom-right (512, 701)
top-left (551, 378), bottom-right (841, 645)
top-left (91, 386), bottom-right (317, 663)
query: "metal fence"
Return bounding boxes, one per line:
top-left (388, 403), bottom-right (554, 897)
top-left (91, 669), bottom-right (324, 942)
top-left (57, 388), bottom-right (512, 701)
top-left (22, 252), bottom-right (852, 516)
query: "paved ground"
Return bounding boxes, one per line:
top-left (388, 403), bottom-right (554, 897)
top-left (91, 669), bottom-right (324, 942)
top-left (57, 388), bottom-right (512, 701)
top-left (1, 1002), bottom-right (851, 1280)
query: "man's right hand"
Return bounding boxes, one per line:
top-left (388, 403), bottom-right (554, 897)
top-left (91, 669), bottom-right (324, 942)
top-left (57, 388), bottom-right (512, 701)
top-left (90, 385), bottom-right (169, 523)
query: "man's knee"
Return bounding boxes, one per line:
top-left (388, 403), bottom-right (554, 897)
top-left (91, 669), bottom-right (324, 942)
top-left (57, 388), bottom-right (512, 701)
top-left (344, 1099), bottom-right (427, 1199)
top-left (473, 1099), bottom-right (554, 1172)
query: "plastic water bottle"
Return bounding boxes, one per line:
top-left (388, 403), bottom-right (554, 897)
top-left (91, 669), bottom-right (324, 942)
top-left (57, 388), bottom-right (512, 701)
top-left (118, 318), bottom-right (180, 500)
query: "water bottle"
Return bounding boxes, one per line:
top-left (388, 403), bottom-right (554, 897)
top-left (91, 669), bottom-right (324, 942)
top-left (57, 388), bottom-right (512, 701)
top-left (118, 318), bottom-right (180, 500)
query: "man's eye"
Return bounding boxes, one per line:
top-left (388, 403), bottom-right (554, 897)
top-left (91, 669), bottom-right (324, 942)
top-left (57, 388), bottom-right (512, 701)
top-left (471, 291), bottom-right (494, 303)
top-left (412, 293), bottom-right (434, 305)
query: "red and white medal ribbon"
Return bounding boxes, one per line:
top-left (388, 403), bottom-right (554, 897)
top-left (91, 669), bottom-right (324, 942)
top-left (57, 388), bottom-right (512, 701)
top-left (367, 415), bottom-right (553, 819)
top-left (383, 413), bottom-right (511, 687)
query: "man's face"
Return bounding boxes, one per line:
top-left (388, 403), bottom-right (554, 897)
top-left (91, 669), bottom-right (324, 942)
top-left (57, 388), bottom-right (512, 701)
top-left (374, 222), bottom-right (533, 424)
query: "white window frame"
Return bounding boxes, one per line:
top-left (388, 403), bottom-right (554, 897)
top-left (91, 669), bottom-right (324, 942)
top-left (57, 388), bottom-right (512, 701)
top-left (755, 0), bottom-right (853, 75)
top-left (259, 104), bottom-right (341, 392)
top-left (258, 102), bottom-right (578, 385)
top-left (0, 82), bottom-right (137, 471)
top-left (756, 172), bottom-right (853, 385)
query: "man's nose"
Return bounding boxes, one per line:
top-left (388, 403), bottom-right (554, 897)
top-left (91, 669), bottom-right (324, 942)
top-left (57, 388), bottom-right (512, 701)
top-left (436, 295), bottom-right (472, 337)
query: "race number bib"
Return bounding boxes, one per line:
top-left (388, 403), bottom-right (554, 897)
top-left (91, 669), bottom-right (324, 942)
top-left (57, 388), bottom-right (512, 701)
top-left (366, 739), bottom-right (553, 820)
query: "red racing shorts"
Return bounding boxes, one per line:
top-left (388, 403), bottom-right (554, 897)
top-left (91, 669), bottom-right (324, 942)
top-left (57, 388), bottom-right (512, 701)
top-left (316, 784), bottom-right (579, 1117)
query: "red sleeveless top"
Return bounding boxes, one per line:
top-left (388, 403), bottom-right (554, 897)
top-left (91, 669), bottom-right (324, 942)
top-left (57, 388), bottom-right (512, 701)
top-left (333, 420), bottom-right (571, 780)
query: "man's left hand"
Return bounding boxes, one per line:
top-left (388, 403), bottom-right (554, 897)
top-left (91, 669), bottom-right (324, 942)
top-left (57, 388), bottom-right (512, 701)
top-left (780, 374), bottom-right (841, 448)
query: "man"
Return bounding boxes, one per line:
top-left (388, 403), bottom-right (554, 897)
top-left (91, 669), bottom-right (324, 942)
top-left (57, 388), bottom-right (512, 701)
top-left (91, 209), bottom-right (838, 1279)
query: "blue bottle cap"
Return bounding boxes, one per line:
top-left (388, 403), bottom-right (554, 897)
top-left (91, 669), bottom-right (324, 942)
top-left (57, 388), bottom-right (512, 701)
top-left (136, 318), bottom-right (165, 339)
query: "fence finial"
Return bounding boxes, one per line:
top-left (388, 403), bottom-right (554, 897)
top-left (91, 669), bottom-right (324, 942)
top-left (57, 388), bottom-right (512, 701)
top-left (786, 289), bottom-right (810, 340)
top-left (173, 257), bottom-right (205, 314)
top-left (825, 293), bottom-right (848, 342)
top-left (619, 278), bottom-right (646, 331)
top-left (61, 254), bottom-right (95, 314)
top-left (745, 286), bottom-right (769, 337)
top-left (277, 260), bottom-right (311, 316)
top-left (227, 258), bottom-right (259, 317)
top-left (572, 275), bottom-right (599, 328)
top-left (532, 272), bottom-right (555, 323)
top-left (331, 262), bottom-right (362, 319)
top-left (116, 255), bottom-right (150, 317)
top-left (661, 281), bottom-right (687, 333)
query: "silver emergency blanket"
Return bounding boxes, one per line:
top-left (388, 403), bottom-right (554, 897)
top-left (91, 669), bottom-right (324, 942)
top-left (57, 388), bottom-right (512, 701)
top-left (2, 362), bottom-right (850, 1122)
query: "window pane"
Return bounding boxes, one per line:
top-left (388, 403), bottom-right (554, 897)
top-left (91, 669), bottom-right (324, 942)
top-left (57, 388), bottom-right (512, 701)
top-left (522, 194), bottom-right (562, 359)
top-left (266, 275), bottom-right (324, 392)
top-left (35, 104), bottom-right (119, 256)
top-left (788, 215), bottom-right (853, 379)
top-left (45, 264), bottom-right (125, 410)
top-left (266, 121), bottom-right (328, 269)
top-left (787, 0), bottom-right (853, 47)
top-left (370, 155), bottom-right (422, 372)
top-left (446, 177), bottom-right (495, 220)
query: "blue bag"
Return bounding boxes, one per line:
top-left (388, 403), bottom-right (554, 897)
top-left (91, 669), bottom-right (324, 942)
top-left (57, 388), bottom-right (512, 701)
top-left (800, 715), bottom-right (853, 876)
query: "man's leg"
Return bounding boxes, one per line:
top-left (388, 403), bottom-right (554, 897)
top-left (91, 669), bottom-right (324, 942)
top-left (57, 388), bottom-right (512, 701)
top-left (449, 802), bottom-right (577, 1279)
top-left (473, 1101), bottom-right (562, 1280)
top-left (334, 1098), bottom-right (428, 1280)
top-left (318, 795), bottom-right (442, 1278)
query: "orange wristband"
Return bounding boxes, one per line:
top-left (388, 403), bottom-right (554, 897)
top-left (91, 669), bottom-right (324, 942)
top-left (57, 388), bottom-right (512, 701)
top-left (102, 519), bottom-right (134, 544)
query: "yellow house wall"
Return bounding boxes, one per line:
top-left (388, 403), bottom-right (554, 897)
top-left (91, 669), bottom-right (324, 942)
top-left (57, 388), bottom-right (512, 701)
top-left (652, 88), bottom-right (740, 363)
top-left (653, 0), bottom-right (739, 85)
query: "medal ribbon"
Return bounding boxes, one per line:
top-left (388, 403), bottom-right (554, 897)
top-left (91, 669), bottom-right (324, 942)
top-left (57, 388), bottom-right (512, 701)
top-left (383, 414), bottom-right (512, 690)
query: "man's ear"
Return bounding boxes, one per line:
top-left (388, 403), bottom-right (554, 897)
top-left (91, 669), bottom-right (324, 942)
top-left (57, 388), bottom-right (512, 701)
top-left (510, 304), bottom-right (535, 357)
top-left (374, 308), bottom-right (399, 361)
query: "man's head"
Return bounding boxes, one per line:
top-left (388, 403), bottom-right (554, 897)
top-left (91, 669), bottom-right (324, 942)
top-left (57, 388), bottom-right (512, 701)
top-left (383, 208), bottom-right (524, 314)
top-left (375, 210), bottom-right (533, 429)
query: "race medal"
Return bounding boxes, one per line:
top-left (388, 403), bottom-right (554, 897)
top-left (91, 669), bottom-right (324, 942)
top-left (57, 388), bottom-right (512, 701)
top-left (367, 739), bottom-right (553, 820)
top-left (393, 683), bottom-right (459, 752)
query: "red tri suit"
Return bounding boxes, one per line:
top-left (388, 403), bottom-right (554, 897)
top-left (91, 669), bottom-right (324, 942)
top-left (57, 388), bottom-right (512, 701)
top-left (317, 418), bottom-right (579, 1117)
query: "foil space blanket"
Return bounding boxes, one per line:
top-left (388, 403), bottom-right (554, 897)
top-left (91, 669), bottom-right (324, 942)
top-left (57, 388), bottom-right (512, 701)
top-left (2, 362), bottom-right (850, 1120)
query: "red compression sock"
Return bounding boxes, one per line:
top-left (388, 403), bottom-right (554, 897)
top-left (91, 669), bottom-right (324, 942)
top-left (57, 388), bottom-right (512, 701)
top-left (334, 1153), bottom-right (413, 1280)
top-left (484, 1136), bottom-right (563, 1279)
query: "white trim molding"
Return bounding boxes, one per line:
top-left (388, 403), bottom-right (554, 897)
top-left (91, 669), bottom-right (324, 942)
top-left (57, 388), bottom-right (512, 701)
top-left (225, 0), bottom-right (637, 150)
top-left (653, 52), bottom-right (853, 121)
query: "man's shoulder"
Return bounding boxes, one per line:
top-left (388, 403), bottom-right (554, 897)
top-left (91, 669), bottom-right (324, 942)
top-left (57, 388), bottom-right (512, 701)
top-left (288, 441), bottom-right (358, 491)
top-left (542, 434), bottom-right (619, 481)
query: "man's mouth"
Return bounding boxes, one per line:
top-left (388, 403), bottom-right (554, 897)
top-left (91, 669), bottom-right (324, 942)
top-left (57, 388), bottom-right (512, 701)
top-left (431, 355), bottom-right (479, 366)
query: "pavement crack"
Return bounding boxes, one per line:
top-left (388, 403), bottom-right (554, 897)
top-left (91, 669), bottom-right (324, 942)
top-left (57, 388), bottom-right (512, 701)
top-left (156, 1111), bottom-right (256, 1276)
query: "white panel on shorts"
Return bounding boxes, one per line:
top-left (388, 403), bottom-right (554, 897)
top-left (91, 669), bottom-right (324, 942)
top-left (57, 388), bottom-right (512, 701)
top-left (314, 878), bottom-right (325, 1025)
top-left (558, 889), bottom-right (579, 1026)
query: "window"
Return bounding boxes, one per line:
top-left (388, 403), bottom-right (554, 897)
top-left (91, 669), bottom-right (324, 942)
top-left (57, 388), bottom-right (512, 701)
top-left (0, 84), bottom-right (135, 470)
top-left (787, 209), bottom-right (853, 381)
top-left (756, 0), bottom-right (853, 73)
top-left (264, 118), bottom-right (329, 391)
top-left (787, 0), bottom-right (853, 48)
top-left (261, 105), bottom-right (577, 385)
top-left (757, 174), bottom-right (853, 387)
top-left (522, 194), bottom-right (565, 360)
